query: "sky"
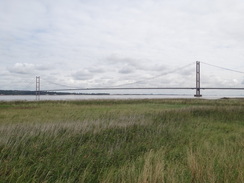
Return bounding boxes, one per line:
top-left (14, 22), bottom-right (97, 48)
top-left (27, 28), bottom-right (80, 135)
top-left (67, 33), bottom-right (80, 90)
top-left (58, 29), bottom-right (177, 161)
top-left (0, 0), bottom-right (244, 91)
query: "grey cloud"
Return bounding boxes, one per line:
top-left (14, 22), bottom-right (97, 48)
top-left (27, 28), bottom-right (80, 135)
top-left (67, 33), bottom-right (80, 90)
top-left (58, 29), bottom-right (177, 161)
top-left (106, 55), bottom-right (169, 73)
top-left (72, 70), bottom-right (93, 80)
top-left (71, 66), bottom-right (107, 81)
top-left (178, 67), bottom-right (195, 76)
top-left (35, 64), bottom-right (53, 71)
top-left (106, 55), bottom-right (139, 67)
top-left (8, 63), bottom-right (35, 75)
top-left (118, 67), bottom-right (134, 74)
top-left (0, 68), bottom-right (10, 77)
top-left (241, 79), bottom-right (244, 85)
top-left (145, 64), bottom-right (169, 73)
top-left (88, 67), bottom-right (105, 74)
top-left (7, 63), bottom-right (53, 75)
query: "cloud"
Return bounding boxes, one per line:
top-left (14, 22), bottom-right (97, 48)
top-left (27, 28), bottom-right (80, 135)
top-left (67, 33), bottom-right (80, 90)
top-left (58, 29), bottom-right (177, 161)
top-left (7, 63), bottom-right (53, 75)
top-left (71, 69), bottom-right (93, 80)
top-left (106, 55), bottom-right (139, 67)
top-left (105, 55), bottom-right (169, 73)
top-left (8, 63), bottom-right (36, 75)
top-left (118, 67), bottom-right (134, 74)
top-left (88, 67), bottom-right (106, 74)
top-left (1, 0), bottom-right (244, 92)
top-left (35, 64), bottom-right (53, 71)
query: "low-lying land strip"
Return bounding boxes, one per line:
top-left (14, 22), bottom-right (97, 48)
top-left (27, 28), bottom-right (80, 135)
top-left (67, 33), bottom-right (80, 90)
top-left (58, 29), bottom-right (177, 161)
top-left (0, 99), bottom-right (244, 182)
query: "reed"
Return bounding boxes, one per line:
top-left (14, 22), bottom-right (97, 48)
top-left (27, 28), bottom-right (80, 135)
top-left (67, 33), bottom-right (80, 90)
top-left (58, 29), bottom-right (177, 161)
top-left (0, 99), bottom-right (244, 182)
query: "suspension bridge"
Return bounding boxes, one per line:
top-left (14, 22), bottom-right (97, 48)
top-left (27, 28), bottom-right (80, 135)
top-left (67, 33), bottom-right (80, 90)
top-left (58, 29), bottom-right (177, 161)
top-left (2, 61), bottom-right (243, 100)
top-left (32, 61), bottom-right (244, 99)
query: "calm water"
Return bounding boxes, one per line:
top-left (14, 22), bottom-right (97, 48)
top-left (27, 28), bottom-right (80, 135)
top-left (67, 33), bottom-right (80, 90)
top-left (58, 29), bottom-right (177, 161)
top-left (0, 89), bottom-right (243, 101)
top-left (0, 94), bottom-right (193, 101)
top-left (0, 94), bottom-right (243, 101)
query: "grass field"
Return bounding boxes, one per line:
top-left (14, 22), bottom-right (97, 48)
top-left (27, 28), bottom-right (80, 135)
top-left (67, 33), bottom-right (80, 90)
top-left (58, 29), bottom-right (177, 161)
top-left (0, 98), bottom-right (244, 182)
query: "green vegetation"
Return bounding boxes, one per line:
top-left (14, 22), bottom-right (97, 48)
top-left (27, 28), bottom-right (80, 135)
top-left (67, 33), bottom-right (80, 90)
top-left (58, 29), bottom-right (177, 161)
top-left (0, 99), bottom-right (244, 183)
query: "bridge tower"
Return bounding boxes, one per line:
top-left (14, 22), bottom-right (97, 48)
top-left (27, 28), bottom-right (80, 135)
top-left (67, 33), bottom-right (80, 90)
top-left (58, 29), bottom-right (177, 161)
top-left (194, 61), bottom-right (202, 97)
top-left (36, 76), bottom-right (40, 100)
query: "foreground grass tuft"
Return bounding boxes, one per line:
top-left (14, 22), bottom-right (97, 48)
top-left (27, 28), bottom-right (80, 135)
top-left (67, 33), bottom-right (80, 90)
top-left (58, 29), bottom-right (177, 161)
top-left (0, 99), bottom-right (244, 182)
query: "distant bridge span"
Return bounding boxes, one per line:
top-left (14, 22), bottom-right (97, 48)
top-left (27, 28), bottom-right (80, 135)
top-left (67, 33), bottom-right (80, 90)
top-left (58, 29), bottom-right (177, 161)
top-left (43, 87), bottom-right (244, 92)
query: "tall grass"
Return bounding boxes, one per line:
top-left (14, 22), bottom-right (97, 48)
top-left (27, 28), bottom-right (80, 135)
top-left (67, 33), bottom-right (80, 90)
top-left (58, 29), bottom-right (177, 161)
top-left (0, 99), bottom-right (244, 182)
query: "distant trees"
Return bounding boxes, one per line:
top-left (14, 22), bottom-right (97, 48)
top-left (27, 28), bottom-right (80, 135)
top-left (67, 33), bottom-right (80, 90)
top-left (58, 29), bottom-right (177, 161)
top-left (0, 90), bottom-right (109, 95)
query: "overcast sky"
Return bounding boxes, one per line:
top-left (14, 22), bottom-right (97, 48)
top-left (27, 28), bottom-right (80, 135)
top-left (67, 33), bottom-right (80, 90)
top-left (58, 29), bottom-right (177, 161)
top-left (0, 0), bottom-right (244, 91)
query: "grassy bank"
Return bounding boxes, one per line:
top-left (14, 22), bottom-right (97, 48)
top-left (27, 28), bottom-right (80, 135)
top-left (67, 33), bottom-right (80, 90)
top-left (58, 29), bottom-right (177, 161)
top-left (0, 99), bottom-right (244, 182)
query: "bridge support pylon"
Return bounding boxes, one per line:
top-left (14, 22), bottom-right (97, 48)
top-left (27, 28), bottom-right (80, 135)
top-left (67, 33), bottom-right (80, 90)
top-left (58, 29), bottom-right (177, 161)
top-left (36, 76), bottom-right (40, 101)
top-left (194, 61), bottom-right (202, 97)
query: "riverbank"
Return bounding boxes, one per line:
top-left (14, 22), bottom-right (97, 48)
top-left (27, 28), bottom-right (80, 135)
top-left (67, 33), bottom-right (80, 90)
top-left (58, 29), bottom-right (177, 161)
top-left (1, 99), bottom-right (244, 182)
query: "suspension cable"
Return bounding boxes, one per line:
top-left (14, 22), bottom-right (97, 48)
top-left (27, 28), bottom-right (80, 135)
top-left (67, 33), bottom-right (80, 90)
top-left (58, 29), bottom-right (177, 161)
top-left (113, 62), bottom-right (195, 87)
top-left (201, 62), bottom-right (244, 74)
